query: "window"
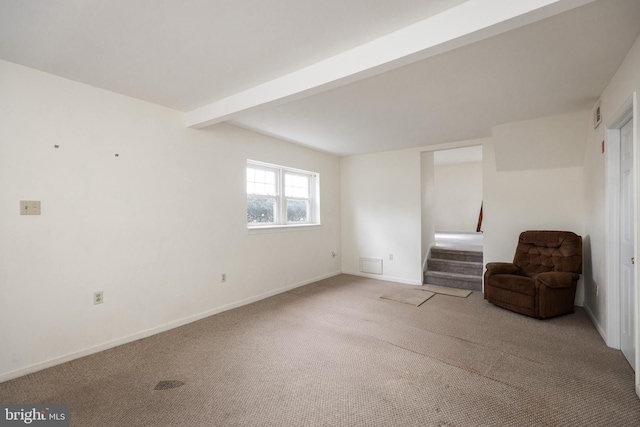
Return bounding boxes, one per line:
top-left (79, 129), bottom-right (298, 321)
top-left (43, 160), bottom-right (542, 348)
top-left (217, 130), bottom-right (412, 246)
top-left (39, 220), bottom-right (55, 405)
top-left (247, 160), bottom-right (319, 228)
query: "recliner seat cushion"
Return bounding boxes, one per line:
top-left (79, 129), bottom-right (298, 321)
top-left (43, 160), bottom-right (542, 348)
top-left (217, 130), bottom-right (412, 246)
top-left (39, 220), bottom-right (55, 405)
top-left (489, 274), bottom-right (535, 296)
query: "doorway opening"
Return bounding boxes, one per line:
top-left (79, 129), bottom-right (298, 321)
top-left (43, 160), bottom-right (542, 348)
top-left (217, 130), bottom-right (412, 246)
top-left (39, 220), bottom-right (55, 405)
top-left (421, 146), bottom-right (483, 290)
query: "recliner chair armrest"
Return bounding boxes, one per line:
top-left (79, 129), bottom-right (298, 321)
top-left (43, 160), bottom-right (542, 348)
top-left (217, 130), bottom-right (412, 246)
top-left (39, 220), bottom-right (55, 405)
top-left (485, 262), bottom-right (519, 275)
top-left (536, 271), bottom-right (580, 289)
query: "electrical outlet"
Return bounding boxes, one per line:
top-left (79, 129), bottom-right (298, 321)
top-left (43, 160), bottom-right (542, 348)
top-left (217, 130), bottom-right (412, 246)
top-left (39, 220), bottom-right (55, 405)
top-left (20, 200), bottom-right (41, 215)
top-left (221, 273), bottom-right (227, 283)
top-left (94, 291), bottom-right (103, 305)
top-left (389, 254), bottom-right (394, 261)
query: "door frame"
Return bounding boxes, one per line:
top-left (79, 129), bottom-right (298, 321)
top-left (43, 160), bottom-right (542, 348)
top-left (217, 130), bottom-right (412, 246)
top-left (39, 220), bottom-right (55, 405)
top-left (605, 92), bottom-right (639, 395)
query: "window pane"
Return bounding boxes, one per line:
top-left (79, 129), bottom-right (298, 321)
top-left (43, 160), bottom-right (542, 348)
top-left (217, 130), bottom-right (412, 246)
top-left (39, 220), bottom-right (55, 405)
top-left (247, 197), bottom-right (276, 223)
top-left (285, 174), bottom-right (309, 198)
top-left (266, 173), bottom-right (275, 185)
top-left (247, 167), bottom-right (277, 196)
top-left (287, 199), bottom-right (309, 222)
top-left (266, 184), bottom-right (276, 195)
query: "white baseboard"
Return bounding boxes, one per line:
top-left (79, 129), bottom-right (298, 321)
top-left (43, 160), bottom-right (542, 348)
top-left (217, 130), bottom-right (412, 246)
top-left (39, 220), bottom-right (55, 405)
top-left (0, 271), bottom-right (342, 383)
top-left (342, 270), bottom-right (422, 286)
top-left (583, 302), bottom-right (608, 346)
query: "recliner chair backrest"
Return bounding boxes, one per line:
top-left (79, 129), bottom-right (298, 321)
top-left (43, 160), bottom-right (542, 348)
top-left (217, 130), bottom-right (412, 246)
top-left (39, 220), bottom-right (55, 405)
top-left (512, 231), bottom-right (582, 278)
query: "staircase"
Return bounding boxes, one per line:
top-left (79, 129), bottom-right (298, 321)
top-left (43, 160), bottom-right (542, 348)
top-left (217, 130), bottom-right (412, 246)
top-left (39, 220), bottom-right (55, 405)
top-left (423, 247), bottom-right (483, 291)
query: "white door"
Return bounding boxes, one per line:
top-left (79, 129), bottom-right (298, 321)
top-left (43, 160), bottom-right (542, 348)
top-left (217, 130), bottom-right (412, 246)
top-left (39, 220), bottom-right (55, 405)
top-left (620, 117), bottom-right (636, 371)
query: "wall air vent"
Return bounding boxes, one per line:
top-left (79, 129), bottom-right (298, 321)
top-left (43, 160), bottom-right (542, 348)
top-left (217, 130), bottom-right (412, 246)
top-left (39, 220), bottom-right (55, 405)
top-left (360, 258), bottom-right (383, 275)
top-left (593, 100), bottom-right (602, 128)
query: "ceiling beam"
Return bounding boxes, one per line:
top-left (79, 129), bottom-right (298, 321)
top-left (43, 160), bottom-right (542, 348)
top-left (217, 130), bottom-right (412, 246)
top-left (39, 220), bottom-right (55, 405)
top-left (184, 0), bottom-right (595, 129)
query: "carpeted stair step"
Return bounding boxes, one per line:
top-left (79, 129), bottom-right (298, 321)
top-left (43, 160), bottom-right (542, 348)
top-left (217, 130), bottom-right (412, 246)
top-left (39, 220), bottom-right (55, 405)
top-left (427, 258), bottom-right (483, 276)
top-left (430, 247), bottom-right (483, 263)
top-left (423, 271), bottom-right (482, 291)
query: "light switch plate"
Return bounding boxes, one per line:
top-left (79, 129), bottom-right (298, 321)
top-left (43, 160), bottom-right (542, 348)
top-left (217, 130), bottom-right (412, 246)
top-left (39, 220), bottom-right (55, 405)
top-left (20, 200), bottom-right (41, 215)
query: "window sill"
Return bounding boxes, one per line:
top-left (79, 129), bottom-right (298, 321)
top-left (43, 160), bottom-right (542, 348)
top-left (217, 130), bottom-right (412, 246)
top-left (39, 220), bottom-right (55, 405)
top-left (248, 223), bottom-right (322, 234)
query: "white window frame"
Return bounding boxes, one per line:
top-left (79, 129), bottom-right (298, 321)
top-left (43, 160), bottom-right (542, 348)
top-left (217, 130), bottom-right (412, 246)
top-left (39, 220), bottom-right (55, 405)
top-left (247, 160), bottom-right (320, 229)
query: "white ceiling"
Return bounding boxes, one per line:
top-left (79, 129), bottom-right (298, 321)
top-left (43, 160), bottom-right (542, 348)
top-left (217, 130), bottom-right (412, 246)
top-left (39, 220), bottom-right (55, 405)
top-left (1, 0), bottom-right (640, 157)
top-left (0, 0), bottom-right (466, 110)
top-left (231, 0), bottom-right (640, 155)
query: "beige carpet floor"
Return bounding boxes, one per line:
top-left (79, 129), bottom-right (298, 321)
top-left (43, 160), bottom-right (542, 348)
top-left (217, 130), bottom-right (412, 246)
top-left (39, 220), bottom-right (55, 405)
top-left (421, 283), bottom-right (472, 298)
top-left (1, 274), bottom-right (639, 426)
top-left (380, 289), bottom-right (435, 306)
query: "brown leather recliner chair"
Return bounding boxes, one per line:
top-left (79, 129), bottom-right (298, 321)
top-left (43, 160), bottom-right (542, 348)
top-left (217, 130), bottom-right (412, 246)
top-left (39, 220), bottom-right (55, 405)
top-left (484, 231), bottom-right (582, 319)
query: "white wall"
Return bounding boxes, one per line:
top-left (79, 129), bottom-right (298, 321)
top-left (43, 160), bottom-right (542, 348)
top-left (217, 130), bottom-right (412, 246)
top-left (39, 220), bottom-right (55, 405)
top-left (341, 149), bottom-right (423, 284)
top-left (0, 60), bottom-right (341, 381)
top-left (492, 111), bottom-right (589, 172)
top-left (583, 34), bottom-right (640, 341)
top-left (433, 161), bottom-right (483, 232)
top-left (483, 113), bottom-right (587, 304)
